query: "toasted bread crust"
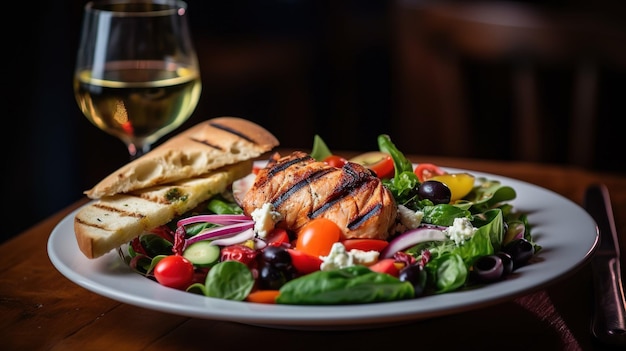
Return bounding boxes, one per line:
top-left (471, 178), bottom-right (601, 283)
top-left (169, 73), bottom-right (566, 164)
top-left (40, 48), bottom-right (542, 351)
top-left (84, 117), bottom-right (279, 199)
top-left (74, 160), bottom-right (253, 259)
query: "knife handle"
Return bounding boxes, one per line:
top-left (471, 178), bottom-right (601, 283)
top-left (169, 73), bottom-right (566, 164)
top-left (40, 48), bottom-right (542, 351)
top-left (591, 256), bottom-right (626, 346)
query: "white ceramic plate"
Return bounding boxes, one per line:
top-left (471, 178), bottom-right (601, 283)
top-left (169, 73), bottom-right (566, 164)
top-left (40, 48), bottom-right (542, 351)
top-left (47, 165), bottom-right (598, 330)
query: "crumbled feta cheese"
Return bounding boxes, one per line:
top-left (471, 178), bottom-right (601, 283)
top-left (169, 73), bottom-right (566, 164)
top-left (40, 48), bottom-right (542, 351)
top-left (397, 204), bottom-right (424, 229)
top-left (320, 242), bottom-right (379, 271)
top-left (351, 249), bottom-right (379, 266)
top-left (250, 203), bottom-right (283, 238)
top-left (320, 243), bottom-right (352, 271)
top-left (444, 217), bottom-right (478, 245)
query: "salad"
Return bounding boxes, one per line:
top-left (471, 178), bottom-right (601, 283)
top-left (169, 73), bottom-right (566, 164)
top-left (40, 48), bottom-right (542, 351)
top-left (120, 135), bottom-right (541, 305)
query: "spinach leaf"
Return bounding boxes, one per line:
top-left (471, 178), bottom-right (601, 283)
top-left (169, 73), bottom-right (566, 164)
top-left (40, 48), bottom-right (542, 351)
top-left (276, 265), bottom-right (414, 305)
top-left (377, 134), bottom-right (414, 175)
top-left (206, 195), bottom-right (243, 214)
top-left (471, 208), bottom-right (505, 252)
top-left (465, 178), bottom-right (516, 212)
top-left (378, 134), bottom-right (420, 204)
top-left (184, 222), bottom-right (218, 236)
top-left (423, 210), bottom-right (501, 267)
top-left (454, 224), bottom-right (495, 267)
top-left (426, 253), bottom-right (467, 293)
top-left (422, 204), bottom-right (472, 226)
top-left (204, 261), bottom-right (255, 301)
top-left (140, 234), bottom-right (173, 257)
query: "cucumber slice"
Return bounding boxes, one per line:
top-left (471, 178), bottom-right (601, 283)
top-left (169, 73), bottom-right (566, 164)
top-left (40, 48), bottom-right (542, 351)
top-left (183, 241), bottom-right (220, 267)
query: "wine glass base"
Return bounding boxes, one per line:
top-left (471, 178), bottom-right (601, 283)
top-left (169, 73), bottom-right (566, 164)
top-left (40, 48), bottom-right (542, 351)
top-left (128, 143), bottom-right (150, 160)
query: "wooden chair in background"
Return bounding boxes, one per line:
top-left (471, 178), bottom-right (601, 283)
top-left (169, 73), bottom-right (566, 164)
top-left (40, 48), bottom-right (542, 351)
top-left (392, 0), bottom-right (626, 170)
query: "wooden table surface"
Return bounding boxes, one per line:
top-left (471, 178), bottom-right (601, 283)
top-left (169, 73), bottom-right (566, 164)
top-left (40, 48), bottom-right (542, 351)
top-left (2, 151), bottom-right (625, 351)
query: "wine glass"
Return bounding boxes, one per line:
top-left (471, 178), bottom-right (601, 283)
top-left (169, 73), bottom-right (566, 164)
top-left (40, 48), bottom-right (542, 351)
top-left (73, 0), bottom-right (201, 159)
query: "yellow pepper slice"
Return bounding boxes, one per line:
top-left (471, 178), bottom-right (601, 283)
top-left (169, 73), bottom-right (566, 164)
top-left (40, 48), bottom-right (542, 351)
top-left (429, 173), bottom-right (475, 202)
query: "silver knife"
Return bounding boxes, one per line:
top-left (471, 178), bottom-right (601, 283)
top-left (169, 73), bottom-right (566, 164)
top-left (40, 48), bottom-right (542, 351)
top-left (584, 184), bottom-right (626, 346)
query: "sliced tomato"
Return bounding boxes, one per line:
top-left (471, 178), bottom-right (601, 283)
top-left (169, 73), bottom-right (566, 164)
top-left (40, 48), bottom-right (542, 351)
top-left (323, 155), bottom-right (347, 168)
top-left (342, 239), bottom-right (389, 252)
top-left (349, 151), bottom-right (395, 179)
top-left (368, 258), bottom-right (401, 277)
top-left (265, 228), bottom-right (291, 247)
top-left (414, 163), bottom-right (446, 182)
top-left (286, 248), bottom-right (323, 274)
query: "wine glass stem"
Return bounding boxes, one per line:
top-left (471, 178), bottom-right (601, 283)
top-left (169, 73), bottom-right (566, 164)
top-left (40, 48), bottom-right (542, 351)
top-left (128, 143), bottom-right (150, 161)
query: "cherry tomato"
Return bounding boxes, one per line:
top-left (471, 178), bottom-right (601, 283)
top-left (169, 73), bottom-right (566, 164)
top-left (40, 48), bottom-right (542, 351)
top-left (153, 255), bottom-right (194, 290)
top-left (429, 173), bottom-right (475, 202)
top-left (342, 239), bottom-right (389, 252)
top-left (349, 151), bottom-right (395, 179)
top-left (323, 155), bottom-right (347, 168)
top-left (414, 163), bottom-right (446, 182)
top-left (296, 218), bottom-right (342, 257)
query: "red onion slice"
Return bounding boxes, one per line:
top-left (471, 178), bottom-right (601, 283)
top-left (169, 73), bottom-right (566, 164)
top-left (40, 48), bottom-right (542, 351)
top-left (380, 226), bottom-right (448, 259)
top-left (183, 221), bottom-right (255, 250)
top-left (177, 214), bottom-right (252, 227)
top-left (210, 228), bottom-right (255, 247)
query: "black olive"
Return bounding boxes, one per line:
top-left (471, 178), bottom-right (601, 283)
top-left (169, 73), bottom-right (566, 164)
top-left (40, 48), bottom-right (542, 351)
top-left (417, 180), bottom-right (451, 205)
top-left (472, 255), bottom-right (504, 283)
top-left (258, 263), bottom-right (290, 290)
top-left (398, 264), bottom-right (427, 297)
top-left (496, 251), bottom-right (514, 276)
top-left (261, 245), bottom-right (292, 269)
top-left (502, 238), bottom-right (535, 270)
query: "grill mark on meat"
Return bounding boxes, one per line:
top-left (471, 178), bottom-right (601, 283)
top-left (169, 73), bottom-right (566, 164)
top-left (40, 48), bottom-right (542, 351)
top-left (208, 121), bottom-right (256, 144)
top-left (309, 162), bottom-right (375, 220)
top-left (241, 150), bottom-right (398, 240)
top-left (268, 154), bottom-right (313, 178)
top-left (253, 153), bottom-right (314, 190)
top-left (272, 168), bottom-right (334, 208)
top-left (348, 203), bottom-right (382, 230)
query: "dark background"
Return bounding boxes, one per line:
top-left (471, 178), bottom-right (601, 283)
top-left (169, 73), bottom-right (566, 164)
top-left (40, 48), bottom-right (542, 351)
top-left (4, 0), bottom-right (626, 244)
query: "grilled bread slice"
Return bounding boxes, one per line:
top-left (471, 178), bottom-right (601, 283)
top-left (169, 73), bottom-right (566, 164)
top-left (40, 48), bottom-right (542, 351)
top-left (84, 116), bottom-right (279, 199)
top-left (75, 160), bottom-right (252, 259)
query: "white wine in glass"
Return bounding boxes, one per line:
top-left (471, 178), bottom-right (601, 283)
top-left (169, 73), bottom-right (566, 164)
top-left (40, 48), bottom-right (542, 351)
top-left (74, 0), bottom-right (201, 159)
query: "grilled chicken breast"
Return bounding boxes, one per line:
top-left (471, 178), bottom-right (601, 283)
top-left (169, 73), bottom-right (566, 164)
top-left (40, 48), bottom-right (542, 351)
top-left (240, 151), bottom-right (397, 240)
